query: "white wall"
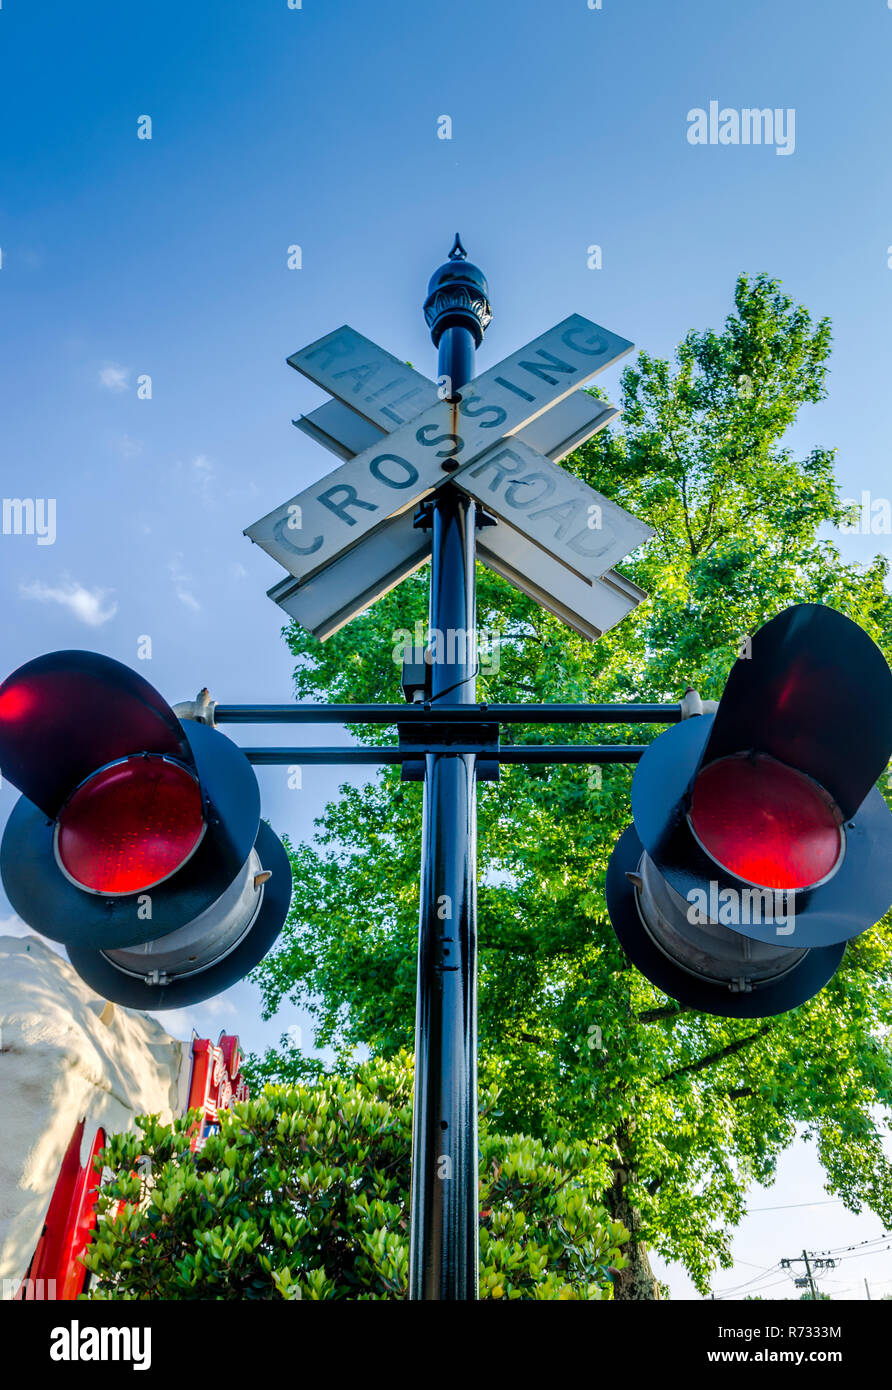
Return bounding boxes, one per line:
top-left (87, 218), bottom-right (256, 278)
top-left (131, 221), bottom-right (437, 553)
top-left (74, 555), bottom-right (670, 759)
top-left (0, 935), bottom-right (188, 1293)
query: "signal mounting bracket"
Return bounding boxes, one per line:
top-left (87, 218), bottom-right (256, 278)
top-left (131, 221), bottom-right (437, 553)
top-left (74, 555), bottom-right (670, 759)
top-left (173, 688), bottom-right (217, 728)
top-left (396, 719), bottom-right (500, 783)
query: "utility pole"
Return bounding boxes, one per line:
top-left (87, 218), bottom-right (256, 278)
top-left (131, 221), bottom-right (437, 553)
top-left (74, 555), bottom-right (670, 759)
top-left (408, 236), bottom-right (492, 1301)
top-left (864, 1277), bottom-right (871, 1300)
top-left (781, 1252), bottom-right (835, 1298)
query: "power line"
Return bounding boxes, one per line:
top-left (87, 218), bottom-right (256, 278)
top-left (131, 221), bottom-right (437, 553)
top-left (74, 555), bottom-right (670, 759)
top-left (816, 1232), bottom-right (892, 1257)
top-left (747, 1199), bottom-right (843, 1213)
top-left (708, 1226), bottom-right (892, 1300)
top-left (712, 1275), bottom-right (786, 1299)
top-left (832, 1243), bottom-right (892, 1265)
top-left (713, 1235), bottom-right (892, 1300)
top-left (711, 1263), bottom-right (785, 1297)
top-left (713, 1276), bottom-right (792, 1300)
top-left (714, 1262), bottom-right (783, 1292)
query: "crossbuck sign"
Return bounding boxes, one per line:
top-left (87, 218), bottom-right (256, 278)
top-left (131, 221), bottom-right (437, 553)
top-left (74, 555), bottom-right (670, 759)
top-left (246, 314), bottom-right (652, 639)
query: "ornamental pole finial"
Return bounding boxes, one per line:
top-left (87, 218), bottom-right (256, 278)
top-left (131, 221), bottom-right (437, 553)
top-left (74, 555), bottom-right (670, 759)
top-left (423, 236), bottom-right (492, 347)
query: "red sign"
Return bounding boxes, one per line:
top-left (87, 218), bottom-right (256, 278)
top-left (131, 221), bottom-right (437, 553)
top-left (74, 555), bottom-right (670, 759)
top-left (187, 1033), bottom-right (249, 1148)
top-left (16, 1120), bottom-right (105, 1301)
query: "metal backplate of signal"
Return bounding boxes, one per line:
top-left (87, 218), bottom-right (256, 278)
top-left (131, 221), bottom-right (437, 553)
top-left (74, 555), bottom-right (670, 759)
top-left (631, 714), bottom-right (892, 949)
top-left (0, 650), bottom-right (195, 819)
top-left (66, 821), bottom-right (293, 1009)
top-left (0, 721), bottom-right (260, 951)
top-left (606, 826), bottom-right (845, 1018)
top-left (702, 604), bottom-right (892, 823)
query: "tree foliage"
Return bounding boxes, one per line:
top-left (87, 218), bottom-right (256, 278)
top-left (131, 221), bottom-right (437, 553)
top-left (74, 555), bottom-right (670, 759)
top-left (251, 274), bottom-right (892, 1296)
top-left (83, 1056), bottom-right (626, 1301)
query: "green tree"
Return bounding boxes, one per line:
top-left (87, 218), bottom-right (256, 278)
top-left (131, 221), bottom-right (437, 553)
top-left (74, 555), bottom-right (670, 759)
top-left (252, 274), bottom-right (892, 1298)
top-left (82, 1055), bottom-right (626, 1300)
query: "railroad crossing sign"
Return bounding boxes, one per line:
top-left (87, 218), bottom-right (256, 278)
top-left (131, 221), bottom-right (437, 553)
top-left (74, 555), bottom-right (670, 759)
top-left (268, 510), bottom-right (647, 643)
top-left (246, 315), bottom-right (652, 639)
top-left (295, 376), bottom-right (617, 465)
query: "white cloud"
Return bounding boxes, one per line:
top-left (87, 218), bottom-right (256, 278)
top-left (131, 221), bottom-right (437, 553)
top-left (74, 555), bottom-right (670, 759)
top-left (189, 453), bottom-right (216, 505)
top-left (177, 589), bottom-right (201, 612)
top-left (168, 555), bottom-right (201, 612)
top-left (170, 453), bottom-right (220, 509)
top-left (116, 434), bottom-right (144, 459)
top-left (201, 997), bottom-right (233, 1018)
top-left (99, 364), bottom-right (129, 393)
top-left (20, 578), bottom-right (118, 627)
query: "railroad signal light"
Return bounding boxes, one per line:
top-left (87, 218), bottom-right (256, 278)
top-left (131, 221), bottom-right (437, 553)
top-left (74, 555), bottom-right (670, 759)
top-left (0, 650), bottom-right (292, 1009)
top-left (54, 755), bottom-right (207, 895)
top-left (606, 604), bottom-right (892, 1017)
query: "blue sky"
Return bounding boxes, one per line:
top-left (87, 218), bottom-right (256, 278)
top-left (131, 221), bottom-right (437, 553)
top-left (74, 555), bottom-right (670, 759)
top-left (2, 0), bottom-right (892, 1298)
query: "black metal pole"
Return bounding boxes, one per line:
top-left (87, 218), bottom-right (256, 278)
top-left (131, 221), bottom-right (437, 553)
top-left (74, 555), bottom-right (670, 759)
top-left (409, 238), bottom-right (492, 1299)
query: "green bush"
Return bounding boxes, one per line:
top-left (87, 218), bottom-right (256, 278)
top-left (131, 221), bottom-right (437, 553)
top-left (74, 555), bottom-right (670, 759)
top-left (83, 1054), bottom-right (626, 1300)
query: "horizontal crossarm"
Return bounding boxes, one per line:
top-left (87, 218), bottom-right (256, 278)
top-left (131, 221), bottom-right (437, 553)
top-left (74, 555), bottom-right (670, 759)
top-left (239, 744), bottom-right (649, 765)
top-left (214, 702), bottom-right (683, 726)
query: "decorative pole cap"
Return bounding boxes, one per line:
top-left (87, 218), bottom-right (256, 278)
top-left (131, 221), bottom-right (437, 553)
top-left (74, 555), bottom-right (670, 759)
top-left (423, 234), bottom-right (492, 347)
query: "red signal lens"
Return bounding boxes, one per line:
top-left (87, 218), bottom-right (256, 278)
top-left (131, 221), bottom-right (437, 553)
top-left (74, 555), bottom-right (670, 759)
top-left (0, 683), bottom-right (36, 722)
top-left (689, 754), bottom-right (844, 891)
top-left (55, 756), bottom-right (205, 895)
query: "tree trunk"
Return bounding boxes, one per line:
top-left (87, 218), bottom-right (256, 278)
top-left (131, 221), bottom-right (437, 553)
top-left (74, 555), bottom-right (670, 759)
top-left (607, 1168), bottom-right (661, 1301)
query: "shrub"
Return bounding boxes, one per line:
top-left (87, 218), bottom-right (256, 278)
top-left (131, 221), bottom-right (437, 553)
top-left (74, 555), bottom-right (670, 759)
top-left (83, 1054), bottom-right (626, 1300)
